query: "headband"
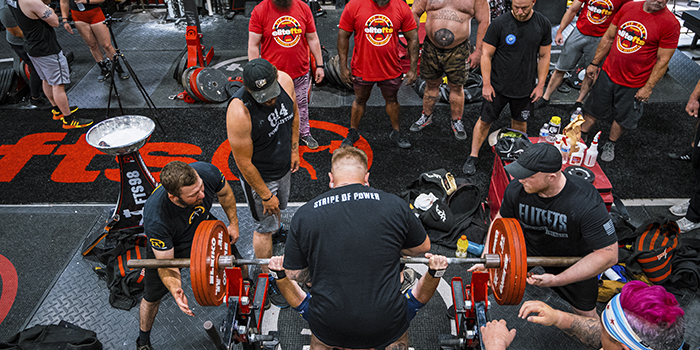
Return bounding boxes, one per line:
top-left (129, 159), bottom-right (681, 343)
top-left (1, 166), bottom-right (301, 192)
top-left (602, 294), bottom-right (683, 350)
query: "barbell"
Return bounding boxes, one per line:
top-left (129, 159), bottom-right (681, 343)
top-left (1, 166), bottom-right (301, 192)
top-left (127, 218), bottom-right (582, 307)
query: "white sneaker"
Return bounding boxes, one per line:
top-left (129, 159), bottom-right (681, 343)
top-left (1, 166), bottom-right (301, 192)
top-left (669, 201), bottom-right (689, 216)
top-left (676, 217), bottom-right (700, 233)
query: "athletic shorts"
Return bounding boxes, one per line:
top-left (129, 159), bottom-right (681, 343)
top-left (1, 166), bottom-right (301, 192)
top-left (541, 266), bottom-right (599, 311)
top-left (554, 27), bottom-right (601, 72)
top-left (71, 7), bottom-right (105, 24)
top-left (420, 38), bottom-right (472, 86)
top-left (293, 288), bottom-right (426, 323)
top-left (480, 91), bottom-right (533, 124)
top-left (239, 171), bottom-right (290, 233)
top-left (143, 217), bottom-right (245, 303)
top-left (585, 70), bottom-right (643, 130)
top-left (352, 75), bottom-right (402, 96)
top-left (28, 51), bottom-right (70, 86)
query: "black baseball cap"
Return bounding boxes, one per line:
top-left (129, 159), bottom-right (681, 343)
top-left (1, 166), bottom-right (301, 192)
top-left (504, 143), bottom-right (562, 179)
top-left (243, 58), bottom-right (280, 104)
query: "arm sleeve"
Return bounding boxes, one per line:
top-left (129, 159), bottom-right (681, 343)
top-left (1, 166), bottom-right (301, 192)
top-left (482, 20), bottom-right (499, 48)
top-left (539, 16), bottom-right (552, 46)
top-left (579, 197), bottom-right (618, 251)
top-left (249, 5), bottom-right (264, 34)
top-left (399, 2), bottom-right (417, 32)
top-left (338, 1), bottom-right (355, 33)
top-left (499, 181), bottom-right (519, 219)
top-left (284, 214), bottom-right (310, 270)
top-left (659, 18), bottom-right (680, 49)
top-left (195, 162), bottom-right (226, 193)
top-left (303, 3), bottom-right (316, 33)
top-left (146, 221), bottom-right (174, 251)
top-left (401, 202), bottom-right (428, 249)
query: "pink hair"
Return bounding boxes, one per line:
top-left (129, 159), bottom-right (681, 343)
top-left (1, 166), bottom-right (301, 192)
top-left (619, 281), bottom-right (684, 325)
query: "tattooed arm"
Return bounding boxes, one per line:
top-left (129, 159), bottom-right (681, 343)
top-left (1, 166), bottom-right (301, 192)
top-left (25, 0), bottom-right (59, 26)
top-left (287, 267), bottom-right (311, 285)
top-left (519, 300), bottom-right (602, 348)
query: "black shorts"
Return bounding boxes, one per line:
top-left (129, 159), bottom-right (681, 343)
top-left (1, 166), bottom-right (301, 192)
top-left (480, 92), bottom-right (533, 124)
top-left (143, 220), bottom-right (245, 302)
top-left (584, 70), bottom-right (643, 130)
top-left (420, 38), bottom-right (472, 86)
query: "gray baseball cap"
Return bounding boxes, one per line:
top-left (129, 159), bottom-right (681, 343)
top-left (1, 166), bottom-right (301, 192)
top-left (243, 58), bottom-right (281, 104)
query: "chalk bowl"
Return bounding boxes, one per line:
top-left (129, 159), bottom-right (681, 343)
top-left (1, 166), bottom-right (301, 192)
top-left (86, 115), bottom-right (155, 155)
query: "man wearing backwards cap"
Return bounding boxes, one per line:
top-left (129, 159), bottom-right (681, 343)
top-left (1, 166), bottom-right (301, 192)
top-left (479, 281), bottom-right (686, 350)
top-left (226, 58), bottom-right (300, 308)
top-left (480, 143), bottom-right (618, 317)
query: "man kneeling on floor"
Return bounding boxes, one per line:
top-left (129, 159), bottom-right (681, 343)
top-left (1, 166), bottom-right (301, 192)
top-left (268, 146), bottom-right (443, 349)
top-left (268, 253), bottom-right (448, 349)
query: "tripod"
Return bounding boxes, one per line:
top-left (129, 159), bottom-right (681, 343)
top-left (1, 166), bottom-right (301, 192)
top-left (103, 15), bottom-right (165, 134)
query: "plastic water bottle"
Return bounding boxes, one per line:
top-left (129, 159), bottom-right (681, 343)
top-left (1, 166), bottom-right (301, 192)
top-left (546, 116), bottom-right (561, 143)
top-left (560, 136), bottom-right (570, 164)
top-left (538, 123), bottom-right (549, 143)
top-left (583, 131), bottom-right (601, 167)
top-left (77, 1), bottom-right (85, 10)
top-left (570, 107), bottom-right (583, 123)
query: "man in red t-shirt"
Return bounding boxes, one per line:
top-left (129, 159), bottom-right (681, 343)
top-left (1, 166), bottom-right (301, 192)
top-left (337, 0), bottom-right (419, 149)
top-left (535, 0), bottom-right (632, 111)
top-left (249, 0), bottom-right (325, 149)
top-left (582, 0), bottom-right (679, 162)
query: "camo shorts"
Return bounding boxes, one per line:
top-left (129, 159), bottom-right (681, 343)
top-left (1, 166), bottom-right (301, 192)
top-left (419, 38), bottom-right (472, 86)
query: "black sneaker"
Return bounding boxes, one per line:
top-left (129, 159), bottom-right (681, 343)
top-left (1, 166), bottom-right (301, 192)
top-left (136, 338), bottom-right (153, 350)
top-left (301, 134), bottom-right (319, 149)
top-left (668, 149), bottom-right (691, 162)
top-left (341, 128), bottom-right (360, 148)
top-left (272, 225), bottom-right (287, 244)
top-left (451, 118), bottom-right (467, 140)
top-left (389, 129), bottom-right (411, 149)
top-left (267, 276), bottom-right (290, 308)
top-left (400, 267), bottom-right (421, 294)
top-left (28, 96), bottom-right (49, 109)
top-left (462, 156), bottom-right (478, 175)
top-left (534, 98), bottom-right (549, 109)
top-left (62, 113), bottom-right (94, 130)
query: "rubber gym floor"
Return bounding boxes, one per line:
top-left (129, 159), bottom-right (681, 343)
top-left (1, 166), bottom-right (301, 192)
top-left (0, 3), bottom-right (699, 349)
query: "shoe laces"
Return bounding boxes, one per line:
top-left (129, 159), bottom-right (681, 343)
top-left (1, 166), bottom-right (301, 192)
top-left (415, 113), bottom-right (431, 125)
top-left (452, 119), bottom-right (465, 132)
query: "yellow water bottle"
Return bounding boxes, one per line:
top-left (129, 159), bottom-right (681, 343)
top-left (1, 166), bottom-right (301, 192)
top-left (456, 235), bottom-right (469, 258)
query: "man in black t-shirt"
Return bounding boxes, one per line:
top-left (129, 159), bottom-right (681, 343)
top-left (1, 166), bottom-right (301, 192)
top-left (137, 161), bottom-right (243, 350)
top-left (462, 0), bottom-right (551, 176)
top-left (226, 58), bottom-right (301, 308)
top-left (494, 143), bottom-right (618, 317)
top-left (281, 147), bottom-right (433, 349)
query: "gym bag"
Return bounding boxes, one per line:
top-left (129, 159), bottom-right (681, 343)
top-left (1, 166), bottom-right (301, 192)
top-left (95, 234), bottom-right (147, 310)
top-left (625, 219), bottom-right (680, 284)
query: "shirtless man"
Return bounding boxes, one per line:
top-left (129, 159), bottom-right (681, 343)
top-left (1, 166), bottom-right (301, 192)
top-left (409, 0), bottom-right (490, 141)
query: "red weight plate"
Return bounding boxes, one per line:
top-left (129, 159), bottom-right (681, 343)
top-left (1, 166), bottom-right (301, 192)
top-left (191, 220), bottom-right (230, 306)
top-left (189, 67), bottom-right (208, 102)
top-left (488, 218), bottom-right (527, 305)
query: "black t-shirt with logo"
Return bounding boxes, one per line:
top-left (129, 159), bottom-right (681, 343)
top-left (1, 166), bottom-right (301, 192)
top-left (500, 173), bottom-right (617, 257)
top-left (231, 83), bottom-right (294, 182)
top-left (284, 184), bottom-right (428, 348)
top-left (143, 162), bottom-right (225, 257)
top-left (483, 10), bottom-right (551, 98)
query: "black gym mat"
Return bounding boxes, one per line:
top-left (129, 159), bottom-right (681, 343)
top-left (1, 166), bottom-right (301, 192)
top-left (0, 209), bottom-right (101, 341)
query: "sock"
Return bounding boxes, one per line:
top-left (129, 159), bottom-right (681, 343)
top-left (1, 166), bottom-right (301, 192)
top-left (138, 330), bottom-right (151, 345)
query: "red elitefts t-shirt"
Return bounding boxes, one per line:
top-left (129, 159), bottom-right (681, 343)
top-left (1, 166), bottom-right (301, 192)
top-left (249, 0), bottom-right (316, 79)
top-left (602, 1), bottom-right (679, 88)
top-left (576, 0), bottom-right (632, 37)
top-left (338, 0), bottom-right (416, 81)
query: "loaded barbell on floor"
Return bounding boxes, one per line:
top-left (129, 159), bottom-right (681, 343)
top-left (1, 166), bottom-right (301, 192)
top-left (127, 218), bottom-right (581, 307)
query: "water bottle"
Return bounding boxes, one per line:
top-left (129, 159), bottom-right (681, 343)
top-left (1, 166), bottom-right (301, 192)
top-left (546, 116), bottom-right (561, 143)
top-left (538, 123), bottom-right (549, 143)
top-left (570, 107), bottom-right (583, 123)
top-left (77, 1), bottom-right (85, 10)
top-left (583, 131), bottom-right (601, 167)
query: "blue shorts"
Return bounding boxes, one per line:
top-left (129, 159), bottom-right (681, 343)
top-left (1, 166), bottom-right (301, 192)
top-left (293, 288), bottom-right (426, 323)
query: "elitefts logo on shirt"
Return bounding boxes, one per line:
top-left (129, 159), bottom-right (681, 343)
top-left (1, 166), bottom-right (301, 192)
top-left (364, 14), bottom-right (394, 46)
top-left (585, 0), bottom-right (614, 24)
top-left (272, 16), bottom-right (303, 48)
top-left (616, 21), bottom-right (647, 53)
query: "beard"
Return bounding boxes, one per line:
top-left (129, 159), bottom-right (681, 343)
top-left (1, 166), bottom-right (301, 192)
top-left (272, 0), bottom-right (293, 8)
top-left (374, 0), bottom-right (390, 6)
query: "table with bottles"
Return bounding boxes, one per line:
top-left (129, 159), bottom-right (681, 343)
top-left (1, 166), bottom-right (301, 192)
top-left (488, 137), bottom-right (613, 221)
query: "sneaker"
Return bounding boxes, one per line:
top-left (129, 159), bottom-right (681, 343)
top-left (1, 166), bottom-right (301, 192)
top-left (98, 59), bottom-right (111, 83)
top-left (462, 156), bottom-right (478, 175)
top-left (389, 129), bottom-right (411, 149)
top-left (669, 201), bottom-right (690, 216)
top-left (534, 98), bottom-right (549, 109)
top-left (400, 267), bottom-right (421, 294)
top-left (573, 101), bottom-right (583, 111)
top-left (676, 217), bottom-right (700, 233)
top-left (600, 142), bottom-right (615, 162)
top-left (272, 225), bottom-right (287, 244)
top-left (668, 149), bottom-right (691, 162)
top-left (410, 113), bottom-right (433, 132)
top-left (62, 114), bottom-right (94, 129)
top-left (28, 97), bottom-right (49, 109)
top-left (267, 276), bottom-right (289, 308)
top-left (52, 105), bottom-right (79, 120)
top-left (136, 339), bottom-right (153, 350)
top-left (341, 128), bottom-right (360, 148)
top-left (451, 118), bottom-right (467, 140)
top-left (301, 134), bottom-right (319, 150)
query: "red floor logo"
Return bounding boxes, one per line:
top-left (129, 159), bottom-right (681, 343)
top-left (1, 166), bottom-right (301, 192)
top-left (0, 254), bottom-right (18, 325)
top-left (0, 120), bottom-right (373, 183)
